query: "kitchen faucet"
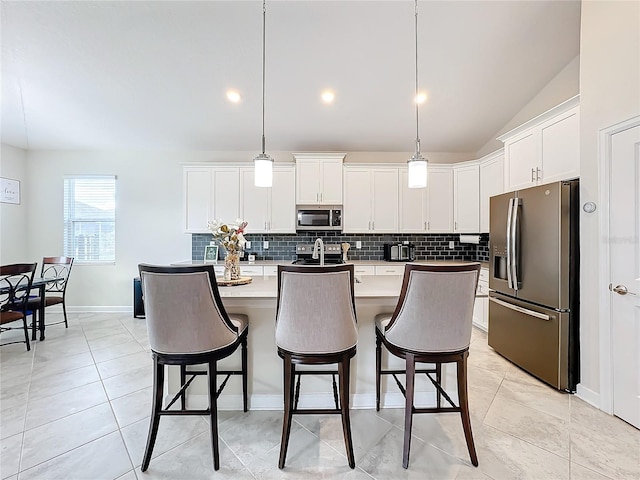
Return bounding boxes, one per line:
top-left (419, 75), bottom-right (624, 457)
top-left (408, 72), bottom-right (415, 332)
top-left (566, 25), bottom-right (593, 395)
top-left (312, 238), bottom-right (325, 266)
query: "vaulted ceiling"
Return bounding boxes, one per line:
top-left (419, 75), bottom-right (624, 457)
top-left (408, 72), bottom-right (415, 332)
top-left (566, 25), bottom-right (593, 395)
top-left (1, 1), bottom-right (581, 155)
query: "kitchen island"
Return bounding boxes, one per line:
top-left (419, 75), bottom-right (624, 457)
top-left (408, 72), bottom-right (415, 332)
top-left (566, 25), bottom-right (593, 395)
top-left (167, 263), bottom-right (474, 411)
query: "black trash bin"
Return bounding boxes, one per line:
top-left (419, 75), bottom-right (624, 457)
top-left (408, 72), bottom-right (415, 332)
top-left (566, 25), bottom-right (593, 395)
top-left (133, 277), bottom-right (145, 318)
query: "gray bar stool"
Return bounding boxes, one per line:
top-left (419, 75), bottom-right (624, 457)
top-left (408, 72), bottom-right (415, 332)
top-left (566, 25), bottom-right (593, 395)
top-left (275, 264), bottom-right (358, 469)
top-left (375, 263), bottom-right (480, 469)
top-left (138, 264), bottom-right (249, 471)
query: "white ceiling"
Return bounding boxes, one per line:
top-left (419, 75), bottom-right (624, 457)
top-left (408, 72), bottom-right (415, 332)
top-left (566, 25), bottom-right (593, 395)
top-left (1, 1), bottom-right (581, 155)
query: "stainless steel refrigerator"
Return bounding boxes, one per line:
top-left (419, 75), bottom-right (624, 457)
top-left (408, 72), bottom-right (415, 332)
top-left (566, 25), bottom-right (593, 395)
top-left (488, 180), bottom-right (579, 392)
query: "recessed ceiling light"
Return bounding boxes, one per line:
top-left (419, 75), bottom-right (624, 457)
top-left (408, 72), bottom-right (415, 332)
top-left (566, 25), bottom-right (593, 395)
top-left (227, 90), bottom-right (241, 103)
top-left (415, 92), bottom-right (427, 104)
top-left (321, 90), bottom-right (335, 104)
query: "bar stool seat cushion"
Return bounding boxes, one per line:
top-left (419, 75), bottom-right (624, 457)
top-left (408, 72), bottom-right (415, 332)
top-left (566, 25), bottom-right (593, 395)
top-left (229, 314), bottom-right (248, 333)
top-left (374, 313), bottom-right (392, 333)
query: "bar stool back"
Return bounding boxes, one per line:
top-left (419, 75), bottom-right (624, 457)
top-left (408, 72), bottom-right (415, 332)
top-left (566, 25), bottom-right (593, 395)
top-left (138, 264), bottom-right (249, 471)
top-left (375, 263), bottom-right (480, 468)
top-left (275, 264), bottom-right (357, 469)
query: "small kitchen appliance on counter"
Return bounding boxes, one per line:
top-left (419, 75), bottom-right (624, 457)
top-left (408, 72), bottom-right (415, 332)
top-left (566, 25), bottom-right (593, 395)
top-left (293, 244), bottom-right (344, 265)
top-left (383, 243), bottom-right (415, 262)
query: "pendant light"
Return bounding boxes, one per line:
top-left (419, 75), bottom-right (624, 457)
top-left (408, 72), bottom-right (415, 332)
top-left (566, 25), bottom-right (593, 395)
top-left (254, 0), bottom-right (274, 187)
top-left (407, 0), bottom-right (428, 189)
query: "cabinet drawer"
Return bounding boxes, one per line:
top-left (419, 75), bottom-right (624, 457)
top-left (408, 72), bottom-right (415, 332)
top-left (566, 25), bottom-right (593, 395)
top-left (263, 266), bottom-right (278, 277)
top-left (213, 265), bottom-right (225, 276)
top-left (240, 265), bottom-right (264, 277)
top-left (375, 265), bottom-right (405, 276)
top-left (353, 265), bottom-right (376, 276)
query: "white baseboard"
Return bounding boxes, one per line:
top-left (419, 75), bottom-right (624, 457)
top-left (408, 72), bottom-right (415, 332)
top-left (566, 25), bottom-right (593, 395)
top-left (66, 306), bottom-right (132, 313)
top-left (177, 390), bottom-right (448, 411)
top-left (576, 383), bottom-right (601, 410)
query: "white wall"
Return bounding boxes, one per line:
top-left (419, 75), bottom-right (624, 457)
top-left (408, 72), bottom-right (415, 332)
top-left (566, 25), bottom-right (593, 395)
top-left (0, 144), bottom-right (28, 263)
top-left (578, 0), bottom-right (640, 399)
top-left (24, 148), bottom-right (470, 308)
top-left (477, 55), bottom-right (580, 157)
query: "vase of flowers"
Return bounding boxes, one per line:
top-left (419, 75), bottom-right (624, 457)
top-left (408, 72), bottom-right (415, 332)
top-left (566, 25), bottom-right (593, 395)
top-left (208, 219), bottom-right (248, 281)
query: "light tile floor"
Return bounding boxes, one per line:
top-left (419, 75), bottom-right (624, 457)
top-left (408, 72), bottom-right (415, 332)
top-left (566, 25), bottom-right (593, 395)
top-left (1, 312), bottom-right (639, 480)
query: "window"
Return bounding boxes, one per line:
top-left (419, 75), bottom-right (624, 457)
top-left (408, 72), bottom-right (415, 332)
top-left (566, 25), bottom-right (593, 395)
top-left (64, 176), bottom-right (116, 263)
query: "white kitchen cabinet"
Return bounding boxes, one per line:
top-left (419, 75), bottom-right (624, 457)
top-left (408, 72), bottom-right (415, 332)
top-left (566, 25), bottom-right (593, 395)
top-left (343, 166), bottom-right (398, 233)
top-left (240, 165), bottom-right (296, 234)
top-left (183, 166), bottom-right (240, 233)
top-left (472, 267), bottom-right (489, 331)
top-left (453, 162), bottom-right (480, 233)
top-left (479, 151), bottom-right (504, 233)
top-left (239, 265), bottom-right (264, 277)
top-left (183, 166), bottom-right (212, 233)
top-left (353, 265), bottom-right (376, 276)
top-left (375, 264), bottom-right (405, 276)
top-left (212, 167), bottom-right (240, 224)
top-left (399, 168), bottom-right (427, 232)
top-left (500, 96), bottom-right (580, 191)
top-left (294, 153), bottom-right (344, 205)
top-left (425, 167), bottom-right (454, 233)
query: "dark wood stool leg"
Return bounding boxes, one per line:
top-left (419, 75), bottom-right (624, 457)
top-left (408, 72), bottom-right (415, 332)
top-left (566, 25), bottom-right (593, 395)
top-left (62, 301), bottom-right (69, 328)
top-left (457, 354), bottom-right (478, 466)
top-left (339, 355), bottom-right (356, 468)
top-left (376, 331), bottom-right (382, 411)
top-left (22, 316), bottom-right (31, 351)
top-left (436, 363), bottom-right (442, 409)
top-left (402, 353), bottom-right (416, 469)
top-left (241, 333), bottom-right (248, 412)
top-left (180, 365), bottom-right (187, 410)
top-left (141, 357), bottom-right (164, 472)
top-left (279, 355), bottom-right (295, 469)
top-left (208, 361), bottom-right (220, 470)
top-left (31, 310), bottom-right (37, 341)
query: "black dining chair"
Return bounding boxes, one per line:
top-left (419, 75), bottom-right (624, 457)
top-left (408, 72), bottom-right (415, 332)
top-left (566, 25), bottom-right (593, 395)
top-left (26, 256), bottom-right (74, 339)
top-left (1, 263), bottom-right (37, 351)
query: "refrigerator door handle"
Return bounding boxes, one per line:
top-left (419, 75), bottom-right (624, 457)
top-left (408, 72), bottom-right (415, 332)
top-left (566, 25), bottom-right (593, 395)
top-left (506, 198), bottom-right (515, 289)
top-left (489, 297), bottom-right (551, 321)
top-left (511, 198), bottom-right (522, 290)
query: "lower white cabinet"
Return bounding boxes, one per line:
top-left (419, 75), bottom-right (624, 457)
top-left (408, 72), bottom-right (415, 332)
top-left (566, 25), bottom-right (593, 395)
top-left (473, 268), bottom-right (489, 331)
top-left (353, 265), bottom-right (376, 276)
top-left (375, 265), bottom-right (405, 276)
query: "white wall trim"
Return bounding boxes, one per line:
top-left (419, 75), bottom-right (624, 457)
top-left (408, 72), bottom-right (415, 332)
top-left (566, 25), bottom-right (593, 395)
top-left (67, 306), bottom-right (132, 313)
top-left (597, 115), bottom-right (640, 415)
top-left (576, 383), bottom-right (600, 409)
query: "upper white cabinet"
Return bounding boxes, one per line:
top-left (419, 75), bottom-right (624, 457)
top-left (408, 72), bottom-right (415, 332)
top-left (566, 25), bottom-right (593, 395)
top-left (294, 153), bottom-right (345, 205)
top-left (183, 166), bottom-right (240, 233)
top-left (453, 163), bottom-right (480, 233)
top-left (183, 164), bottom-right (295, 234)
top-left (500, 96), bottom-right (580, 191)
top-left (343, 166), bottom-right (398, 233)
top-left (426, 167), bottom-right (454, 232)
top-left (240, 165), bottom-right (296, 234)
top-left (399, 166), bottom-right (454, 233)
top-left (479, 150), bottom-right (505, 233)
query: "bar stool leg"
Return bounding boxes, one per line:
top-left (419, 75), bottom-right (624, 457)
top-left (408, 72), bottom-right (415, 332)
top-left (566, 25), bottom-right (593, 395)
top-left (142, 358), bottom-right (164, 472)
top-left (375, 332), bottom-right (382, 411)
top-left (457, 354), bottom-right (478, 466)
top-left (208, 361), bottom-right (220, 470)
top-left (402, 353), bottom-right (416, 469)
top-left (279, 355), bottom-right (295, 469)
top-left (339, 356), bottom-right (356, 468)
top-left (180, 365), bottom-right (187, 410)
top-left (242, 333), bottom-right (248, 412)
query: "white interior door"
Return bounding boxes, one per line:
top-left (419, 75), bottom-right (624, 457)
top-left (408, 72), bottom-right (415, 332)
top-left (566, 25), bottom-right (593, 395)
top-left (610, 123), bottom-right (640, 429)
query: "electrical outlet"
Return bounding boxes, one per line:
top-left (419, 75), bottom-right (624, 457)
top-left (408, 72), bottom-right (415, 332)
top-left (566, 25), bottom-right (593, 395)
top-left (245, 241), bottom-right (251, 249)
top-left (263, 240), bottom-right (269, 249)
top-left (356, 241), bottom-right (362, 249)
top-left (403, 240), bottom-right (409, 245)
top-left (449, 241), bottom-right (455, 249)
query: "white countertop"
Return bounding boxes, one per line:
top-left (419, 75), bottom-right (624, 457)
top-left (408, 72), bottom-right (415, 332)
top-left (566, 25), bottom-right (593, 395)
top-left (216, 275), bottom-right (404, 299)
top-left (175, 259), bottom-right (487, 268)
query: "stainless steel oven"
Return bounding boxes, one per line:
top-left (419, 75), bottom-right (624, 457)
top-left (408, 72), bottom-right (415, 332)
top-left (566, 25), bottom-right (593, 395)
top-left (296, 206), bottom-right (342, 231)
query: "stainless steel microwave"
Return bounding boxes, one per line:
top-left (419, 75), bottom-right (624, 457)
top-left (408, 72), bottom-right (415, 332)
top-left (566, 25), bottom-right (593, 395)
top-left (296, 206), bottom-right (342, 231)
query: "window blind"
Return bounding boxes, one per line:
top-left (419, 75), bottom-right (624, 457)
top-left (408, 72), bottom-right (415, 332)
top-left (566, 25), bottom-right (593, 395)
top-left (63, 176), bottom-right (116, 263)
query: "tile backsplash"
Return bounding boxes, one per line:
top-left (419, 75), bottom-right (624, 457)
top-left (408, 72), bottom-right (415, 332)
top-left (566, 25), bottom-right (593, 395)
top-left (193, 232), bottom-right (489, 263)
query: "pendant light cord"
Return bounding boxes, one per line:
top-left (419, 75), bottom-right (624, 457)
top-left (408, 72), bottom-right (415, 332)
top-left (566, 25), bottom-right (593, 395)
top-left (414, 0), bottom-right (420, 154)
top-left (261, 0), bottom-right (267, 155)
